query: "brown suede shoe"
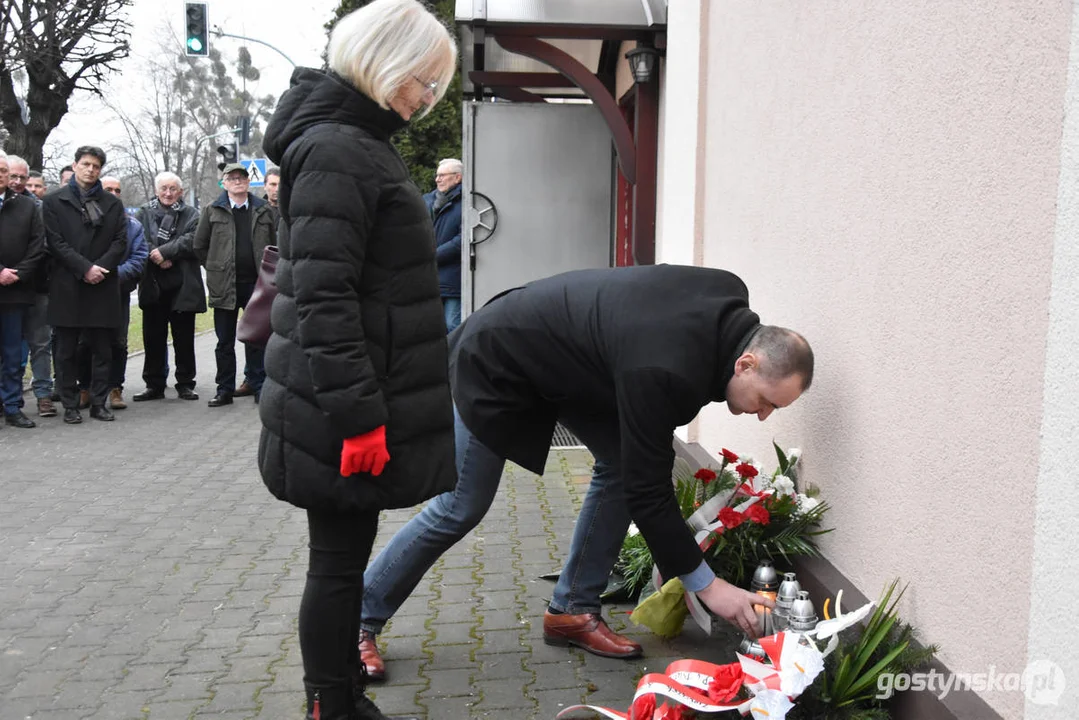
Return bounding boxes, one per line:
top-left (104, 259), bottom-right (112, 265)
top-left (37, 397), bottom-right (57, 417)
top-left (358, 631), bottom-right (386, 682)
top-left (78, 389), bottom-right (91, 409)
top-left (109, 388), bottom-right (127, 410)
top-left (542, 611), bottom-right (643, 659)
top-left (233, 382), bottom-right (255, 397)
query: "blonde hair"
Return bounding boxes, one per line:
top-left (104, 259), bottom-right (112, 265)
top-left (328, 0), bottom-right (457, 119)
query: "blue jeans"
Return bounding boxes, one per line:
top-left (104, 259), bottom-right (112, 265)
top-left (0, 307), bottom-right (26, 414)
top-left (20, 294), bottom-right (52, 399)
top-left (442, 297), bottom-right (461, 333)
top-left (360, 405), bottom-right (628, 634)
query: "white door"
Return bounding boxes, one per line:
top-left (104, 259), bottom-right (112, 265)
top-left (461, 101), bottom-right (614, 315)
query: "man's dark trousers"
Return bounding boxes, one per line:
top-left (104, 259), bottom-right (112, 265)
top-left (213, 282), bottom-right (264, 396)
top-left (55, 326), bottom-right (111, 409)
top-left (0, 308), bottom-right (26, 414)
top-left (142, 289), bottom-right (197, 392)
top-left (77, 300), bottom-right (131, 391)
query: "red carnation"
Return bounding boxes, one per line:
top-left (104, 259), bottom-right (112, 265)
top-left (707, 662), bottom-right (745, 703)
top-left (744, 504), bottom-right (771, 525)
top-left (694, 468), bottom-right (717, 484)
top-left (718, 507), bottom-right (745, 529)
top-left (735, 462), bottom-right (758, 479)
top-left (721, 448), bottom-right (740, 464)
top-left (630, 693), bottom-right (656, 720)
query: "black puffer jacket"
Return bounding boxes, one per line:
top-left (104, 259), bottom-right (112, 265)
top-left (258, 67), bottom-right (456, 513)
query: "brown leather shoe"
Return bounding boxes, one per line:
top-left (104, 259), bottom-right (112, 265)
top-left (358, 631), bottom-right (386, 682)
top-left (233, 382), bottom-right (255, 397)
top-left (78, 389), bottom-right (91, 409)
top-left (542, 611), bottom-right (642, 659)
top-left (109, 388), bottom-right (127, 410)
top-left (37, 397), bottom-right (57, 417)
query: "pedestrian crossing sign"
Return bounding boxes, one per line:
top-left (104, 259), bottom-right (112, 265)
top-left (241, 158), bottom-right (267, 187)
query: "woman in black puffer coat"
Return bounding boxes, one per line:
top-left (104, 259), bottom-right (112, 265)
top-left (259, 1), bottom-right (457, 717)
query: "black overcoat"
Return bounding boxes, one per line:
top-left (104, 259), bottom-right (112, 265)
top-left (449, 265), bottom-right (761, 580)
top-left (42, 184), bottom-right (127, 328)
top-left (0, 191), bottom-right (46, 307)
top-left (257, 68), bottom-right (456, 513)
top-left (135, 202), bottom-right (207, 313)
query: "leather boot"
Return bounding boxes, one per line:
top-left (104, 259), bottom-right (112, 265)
top-left (351, 664), bottom-right (416, 720)
top-left (358, 631), bottom-right (385, 682)
top-left (305, 682), bottom-right (354, 720)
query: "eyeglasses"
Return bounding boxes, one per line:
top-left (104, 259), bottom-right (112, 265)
top-left (435, 172), bottom-right (460, 179)
top-left (413, 75), bottom-right (438, 97)
top-left (9, 174), bottom-right (27, 181)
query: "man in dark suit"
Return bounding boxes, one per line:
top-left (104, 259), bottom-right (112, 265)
top-left (0, 153), bottom-right (46, 429)
top-left (356, 264), bottom-right (814, 680)
top-left (42, 146), bottom-right (128, 424)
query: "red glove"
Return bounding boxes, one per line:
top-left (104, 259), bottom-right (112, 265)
top-left (340, 426), bottom-right (390, 477)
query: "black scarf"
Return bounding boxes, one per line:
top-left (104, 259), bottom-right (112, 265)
top-left (147, 197), bottom-right (187, 244)
top-left (70, 176), bottom-right (105, 227)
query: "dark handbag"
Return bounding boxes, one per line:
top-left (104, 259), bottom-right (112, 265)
top-left (238, 245), bottom-right (279, 348)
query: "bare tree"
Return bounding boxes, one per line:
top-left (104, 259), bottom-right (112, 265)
top-left (106, 38), bottom-right (278, 208)
top-left (0, 0), bottom-right (133, 169)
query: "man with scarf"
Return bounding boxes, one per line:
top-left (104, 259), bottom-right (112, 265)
top-left (425, 158), bottom-right (463, 332)
top-left (41, 146), bottom-right (128, 424)
top-left (133, 171), bottom-right (205, 402)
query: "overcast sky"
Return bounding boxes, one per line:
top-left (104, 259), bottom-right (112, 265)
top-left (44, 0), bottom-right (341, 173)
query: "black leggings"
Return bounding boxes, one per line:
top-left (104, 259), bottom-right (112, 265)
top-left (300, 508), bottom-right (380, 689)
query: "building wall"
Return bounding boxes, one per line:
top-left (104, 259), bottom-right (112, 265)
top-left (656, 2), bottom-right (1074, 717)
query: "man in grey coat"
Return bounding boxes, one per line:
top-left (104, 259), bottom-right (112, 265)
top-left (194, 162), bottom-right (276, 407)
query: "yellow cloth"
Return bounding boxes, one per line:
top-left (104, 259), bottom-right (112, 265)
top-left (630, 578), bottom-right (691, 638)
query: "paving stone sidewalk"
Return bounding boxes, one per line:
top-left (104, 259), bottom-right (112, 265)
top-left (1, 332), bottom-right (737, 720)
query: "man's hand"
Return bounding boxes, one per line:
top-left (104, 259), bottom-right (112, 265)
top-left (149, 248), bottom-right (165, 265)
top-left (83, 265), bottom-right (108, 284)
top-left (0, 268), bottom-right (18, 286)
top-left (159, 259), bottom-right (173, 269)
top-left (696, 577), bottom-right (774, 638)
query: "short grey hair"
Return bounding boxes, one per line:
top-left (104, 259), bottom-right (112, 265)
top-left (6, 154), bottom-right (28, 171)
top-left (747, 326), bottom-right (814, 391)
top-left (154, 171), bottom-right (183, 190)
top-left (101, 175), bottom-right (121, 185)
top-left (437, 158), bottom-right (463, 175)
top-left (327, 0), bottom-right (457, 120)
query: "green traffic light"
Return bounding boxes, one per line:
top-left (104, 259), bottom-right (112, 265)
top-left (188, 37), bottom-right (203, 53)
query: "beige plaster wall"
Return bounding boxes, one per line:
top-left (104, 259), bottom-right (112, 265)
top-left (666, 2), bottom-right (1071, 717)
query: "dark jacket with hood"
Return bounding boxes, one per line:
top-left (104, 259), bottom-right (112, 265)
top-left (0, 190), bottom-right (46, 307)
top-left (257, 67), bottom-right (456, 513)
top-left (135, 200), bottom-right (207, 313)
top-left (41, 181), bottom-right (128, 328)
top-left (423, 183), bottom-right (462, 297)
top-left (448, 264), bottom-right (761, 581)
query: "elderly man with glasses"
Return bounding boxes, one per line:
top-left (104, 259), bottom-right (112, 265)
top-left (425, 158), bottom-right (463, 332)
top-left (193, 162), bottom-right (276, 407)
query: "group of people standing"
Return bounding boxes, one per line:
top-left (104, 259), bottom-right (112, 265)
top-left (0, 148), bottom-right (284, 429)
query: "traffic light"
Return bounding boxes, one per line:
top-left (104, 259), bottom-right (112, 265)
top-left (185, 3), bottom-right (209, 57)
top-left (217, 141), bottom-right (238, 171)
top-left (238, 116), bottom-right (251, 147)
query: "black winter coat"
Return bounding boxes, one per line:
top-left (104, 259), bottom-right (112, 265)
top-left (0, 191), bottom-right (45, 307)
top-left (42, 184), bottom-right (128, 328)
top-left (258, 67), bottom-right (457, 513)
top-left (449, 265), bottom-right (761, 581)
top-left (136, 201), bottom-right (207, 313)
